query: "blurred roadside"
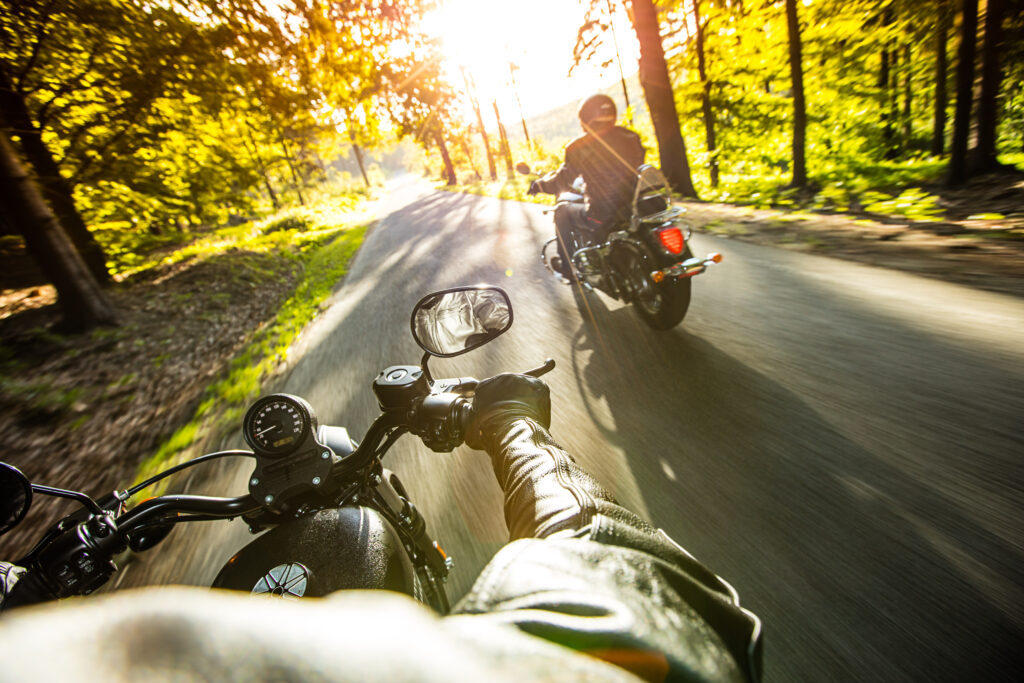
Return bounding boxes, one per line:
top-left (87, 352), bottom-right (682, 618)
top-left (682, 172), bottom-right (1024, 299)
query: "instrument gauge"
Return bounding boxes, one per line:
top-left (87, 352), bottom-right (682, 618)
top-left (243, 395), bottom-right (312, 457)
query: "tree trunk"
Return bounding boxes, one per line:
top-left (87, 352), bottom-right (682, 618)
top-left (266, 113), bottom-right (306, 205)
top-left (460, 138), bottom-right (481, 180)
top-left (352, 141), bottom-right (370, 188)
top-left (241, 118), bottom-right (280, 210)
top-left (0, 130), bottom-right (117, 332)
top-left (462, 69), bottom-right (497, 180)
top-left (629, 0), bottom-right (698, 197)
top-left (0, 63), bottom-right (111, 284)
top-left (880, 48), bottom-right (895, 154)
top-left (889, 49), bottom-right (901, 156)
top-left (279, 135), bottom-right (306, 205)
top-left (508, 64), bottom-right (531, 145)
top-left (972, 0), bottom-right (1006, 171)
top-left (478, 108), bottom-right (497, 181)
top-left (692, 0), bottom-right (718, 188)
top-left (492, 101), bottom-right (514, 178)
top-left (932, 4), bottom-right (951, 156)
top-left (948, 0), bottom-right (979, 186)
top-left (432, 128), bottom-right (456, 186)
top-left (902, 45), bottom-right (913, 148)
top-left (607, 0), bottom-right (633, 120)
top-left (784, 0), bottom-right (808, 188)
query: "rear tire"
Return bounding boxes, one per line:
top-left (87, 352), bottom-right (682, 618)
top-left (615, 247), bottom-right (692, 330)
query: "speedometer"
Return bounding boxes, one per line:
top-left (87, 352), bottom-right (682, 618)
top-left (243, 395), bottom-right (312, 457)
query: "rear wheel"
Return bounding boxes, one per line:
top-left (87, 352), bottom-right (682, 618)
top-left (616, 247), bottom-right (692, 330)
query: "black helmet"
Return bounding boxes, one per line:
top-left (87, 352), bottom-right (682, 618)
top-left (578, 94), bottom-right (616, 130)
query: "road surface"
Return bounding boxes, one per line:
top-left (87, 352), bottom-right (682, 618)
top-left (124, 177), bottom-right (1024, 682)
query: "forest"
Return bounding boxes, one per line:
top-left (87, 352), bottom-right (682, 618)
top-left (1, 0), bottom-right (1022, 334)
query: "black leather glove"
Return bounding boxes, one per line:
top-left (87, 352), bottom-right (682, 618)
top-left (527, 180), bottom-right (542, 196)
top-left (1, 562), bottom-right (25, 611)
top-left (466, 374), bottom-right (551, 449)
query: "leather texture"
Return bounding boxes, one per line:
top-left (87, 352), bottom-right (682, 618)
top-left (468, 373), bottom-right (551, 450)
top-left (468, 416), bottom-right (763, 681)
top-left (537, 125), bottom-right (646, 226)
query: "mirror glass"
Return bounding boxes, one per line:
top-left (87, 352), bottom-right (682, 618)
top-left (412, 287), bottom-right (513, 357)
top-left (0, 463), bottom-right (32, 537)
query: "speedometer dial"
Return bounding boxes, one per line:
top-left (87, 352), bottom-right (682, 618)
top-left (243, 395), bottom-right (310, 456)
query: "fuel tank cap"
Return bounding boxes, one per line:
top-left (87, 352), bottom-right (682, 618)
top-left (251, 562), bottom-right (310, 599)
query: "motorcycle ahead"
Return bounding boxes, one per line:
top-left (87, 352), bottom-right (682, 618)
top-left (0, 286), bottom-right (553, 614)
top-left (520, 163), bottom-right (722, 330)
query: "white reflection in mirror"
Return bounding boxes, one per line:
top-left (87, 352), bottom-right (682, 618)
top-left (414, 290), bottom-right (511, 356)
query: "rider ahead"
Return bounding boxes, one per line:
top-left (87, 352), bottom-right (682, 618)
top-left (528, 94), bottom-right (646, 281)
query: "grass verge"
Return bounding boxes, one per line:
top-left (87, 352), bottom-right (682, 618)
top-left (132, 204), bottom-right (371, 490)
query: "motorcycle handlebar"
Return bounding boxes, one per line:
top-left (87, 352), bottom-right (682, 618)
top-left (7, 360), bottom-right (558, 604)
top-left (116, 494), bottom-right (260, 530)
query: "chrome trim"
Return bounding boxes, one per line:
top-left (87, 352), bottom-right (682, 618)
top-left (252, 562), bottom-right (310, 599)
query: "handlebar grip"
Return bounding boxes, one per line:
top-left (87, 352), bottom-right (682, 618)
top-left (2, 569), bottom-right (56, 611)
top-left (525, 358), bottom-right (556, 378)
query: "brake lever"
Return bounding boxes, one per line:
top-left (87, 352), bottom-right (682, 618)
top-left (430, 376), bottom-right (479, 394)
top-left (432, 359), bottom-right (555, 396)
top-left (525, 358), bottom-right (556, 378)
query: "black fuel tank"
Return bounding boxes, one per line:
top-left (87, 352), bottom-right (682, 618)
top-left (212, 506), bottom-right (418, 598)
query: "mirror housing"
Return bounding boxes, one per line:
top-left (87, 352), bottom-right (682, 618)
top-left (411, 286), bottom-right (513, 358)
top-left (0, 463), bottom-right (33, 537)
top-left (514, 162), bottom-right (531, 176)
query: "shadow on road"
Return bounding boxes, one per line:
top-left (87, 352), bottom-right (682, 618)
top-left (566, 289), bottom-right (1024, 682)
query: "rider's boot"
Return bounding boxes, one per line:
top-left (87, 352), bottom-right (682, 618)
top-left (549, 256), bottom-right (576, 284)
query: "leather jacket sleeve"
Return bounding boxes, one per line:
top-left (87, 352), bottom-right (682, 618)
top-left (536, 159), bottom-right (581, 196)
top-left (461, 416), bottom-right (764, 682)
top-left (480, 416), bottom-right (646, 540)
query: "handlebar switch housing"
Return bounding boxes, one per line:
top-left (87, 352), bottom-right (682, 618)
top-left (35, 514), bottom-right (123, 597)
top-left (374, 366), bottom-right (430, 410)
top-left (411, 393), bottom-right (473, 452)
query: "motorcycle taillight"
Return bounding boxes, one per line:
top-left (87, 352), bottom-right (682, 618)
top-left (657, 227), bottom-right (685, 254)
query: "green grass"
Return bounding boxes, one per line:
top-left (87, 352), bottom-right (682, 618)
top-left (93, 182), bottom-right (374, 280)
top-left (132, 192), bottom-right (372, 489)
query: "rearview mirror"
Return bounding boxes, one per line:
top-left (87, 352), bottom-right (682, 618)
top-left (0, 463), bottom-right (32, 537)
top-left (411, 286), bottom-right (513, 358)
top-left (515, 162), bottom-right (531, 175)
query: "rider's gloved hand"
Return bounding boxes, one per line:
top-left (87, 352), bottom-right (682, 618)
top-left (466, 374), bottom-right (551, 450)
top-left (527, 180), bottom-right (542, 196)
top-left (1, 562), bottom-right (26, 611)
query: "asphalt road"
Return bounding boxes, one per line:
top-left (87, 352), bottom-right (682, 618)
top-left (124, 177), bottom-right (1024, 682)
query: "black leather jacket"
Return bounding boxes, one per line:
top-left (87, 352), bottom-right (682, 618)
top-left (536, 125), bottom-right (646, 226)
top-left (0, 417), bottom-right (762, 682)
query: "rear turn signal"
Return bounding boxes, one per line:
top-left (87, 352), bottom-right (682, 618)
top-left (709, 252), bottom-right (723, 263)
top-left (658, 227), bottom-right (685, 254)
